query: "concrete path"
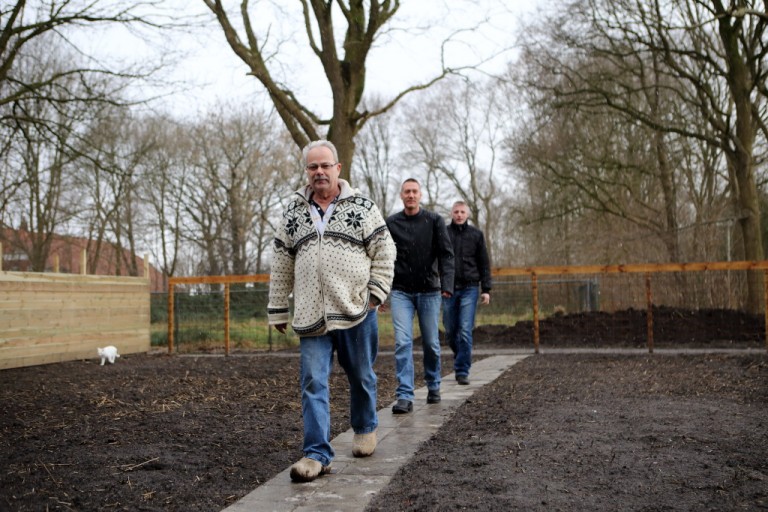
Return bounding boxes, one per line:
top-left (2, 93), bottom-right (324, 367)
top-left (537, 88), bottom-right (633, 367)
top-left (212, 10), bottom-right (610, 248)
top-left (473, 347), bottom-right (767, 355)
top-left (222, 354), bottom-right (529, 512)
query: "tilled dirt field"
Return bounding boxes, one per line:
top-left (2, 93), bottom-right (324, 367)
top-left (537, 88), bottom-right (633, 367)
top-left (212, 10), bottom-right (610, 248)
top-left (365, 353), bottom-right (768, 512)
top-left (1, 308), bottom-right (766, 511)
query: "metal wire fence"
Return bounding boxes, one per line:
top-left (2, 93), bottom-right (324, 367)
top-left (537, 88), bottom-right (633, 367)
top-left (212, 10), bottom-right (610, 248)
top-left (151, 283), bottom-right (295, 353)
top-left (154, 261), bottom-right (768, 354)
top-left (483, 271), bottom-right (764, 350)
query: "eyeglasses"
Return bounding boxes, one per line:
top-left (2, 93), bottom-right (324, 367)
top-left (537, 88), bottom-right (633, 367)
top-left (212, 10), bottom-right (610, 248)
top-left (306, 162), bottom-right (338, 171)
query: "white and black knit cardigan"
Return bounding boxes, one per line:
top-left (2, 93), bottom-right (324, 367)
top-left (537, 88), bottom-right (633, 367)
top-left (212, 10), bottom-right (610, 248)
top-left (267, 179), bottom-right (396, 336)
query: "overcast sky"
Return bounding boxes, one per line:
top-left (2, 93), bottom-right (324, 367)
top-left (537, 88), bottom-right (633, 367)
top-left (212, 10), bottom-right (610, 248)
top-left (76, 1), bottom-right (540, 118)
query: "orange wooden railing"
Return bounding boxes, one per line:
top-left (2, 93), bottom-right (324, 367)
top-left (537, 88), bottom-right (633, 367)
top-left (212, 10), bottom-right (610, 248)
top-left (168, 260), bottom-right (768, 355)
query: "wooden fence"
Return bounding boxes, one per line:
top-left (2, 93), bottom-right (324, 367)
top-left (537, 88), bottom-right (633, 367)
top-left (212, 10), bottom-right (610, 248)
top-left (167, 274), bottom-right (269, 354)
top-left (167, 260), bottom-right (768, 355)
top-left (0, 244), bottom-right (151, 369)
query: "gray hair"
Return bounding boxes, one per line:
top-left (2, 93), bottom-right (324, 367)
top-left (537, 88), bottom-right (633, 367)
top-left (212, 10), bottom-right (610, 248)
top-left (302, 140), bottom-right (339, 164)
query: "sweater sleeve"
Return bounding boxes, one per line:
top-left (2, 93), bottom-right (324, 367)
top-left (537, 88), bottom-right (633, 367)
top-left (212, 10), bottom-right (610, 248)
top-left (267, 209), bottom-right (296, 326)
top-left (477, 230), bottom-right (493, 293)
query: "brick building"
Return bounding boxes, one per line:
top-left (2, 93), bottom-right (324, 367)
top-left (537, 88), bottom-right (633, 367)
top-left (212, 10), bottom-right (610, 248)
top-left (1, 228), bottom-right (166, 292)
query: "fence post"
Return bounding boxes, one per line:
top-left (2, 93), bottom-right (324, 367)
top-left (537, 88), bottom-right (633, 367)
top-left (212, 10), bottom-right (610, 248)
top-left (645, 272), bottom-right (654, 353)
top-left (764, 270), bottom-right (768, 352)
top-left (167, 282), bottom-right (175, 354)
top-left (224, 283), bottom-right (231, 356)
top-left (80, 249), bottom-right (87, 275)
top-left (532, 273), bottom-right (540, 354)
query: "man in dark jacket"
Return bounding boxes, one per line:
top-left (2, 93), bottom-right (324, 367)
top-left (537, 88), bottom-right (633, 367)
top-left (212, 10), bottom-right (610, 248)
top-left (386, 178), bottom-right (454, 413)
top-left (443, 200), bottom-right (492, 385)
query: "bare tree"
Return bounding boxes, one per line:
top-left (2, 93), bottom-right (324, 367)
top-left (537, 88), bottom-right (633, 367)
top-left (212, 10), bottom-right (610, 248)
top-left (1, 43), bottom-right (102, 270)
top-left (181, 105), bottom-right (297, 275)
top-left (438, 78), bottom-right (506, 264)
top-left (0, 1), bottom-right (173, 274)
top-left (201, 0), bottom-right (478, 181)
top-left (1, 1), bottom-right (160, 113)
top-left (514, 109), bottom-right (664, 260)
top-left (134, 116), bottom-right (188, 280)
top-left (250, 130), bottom-right (300, 273)
top-left (0, 120), bottom-right (25, 223)
top-left (401, 77), bottom-right (508, 264)
top-left (399, 94), bottom-right (452, 213)
top-left (515, 0), bottom-right (768, 311)
top-left (76, 109), bottom-right (155, 276)
top-left (353, 96), bottom-right (398, 216)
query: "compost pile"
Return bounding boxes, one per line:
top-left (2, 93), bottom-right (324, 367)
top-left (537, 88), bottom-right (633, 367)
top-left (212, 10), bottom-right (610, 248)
top-left (1, 307), bottom-right (766, 511)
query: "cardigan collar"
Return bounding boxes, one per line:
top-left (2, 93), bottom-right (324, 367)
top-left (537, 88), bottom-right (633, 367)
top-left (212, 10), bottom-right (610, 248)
top-left (297, 178), bottom-right (357, 202)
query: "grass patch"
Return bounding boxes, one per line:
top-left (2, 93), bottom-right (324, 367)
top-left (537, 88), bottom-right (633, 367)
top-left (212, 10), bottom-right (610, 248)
top-left (151, 309), bottom-right (528, 353)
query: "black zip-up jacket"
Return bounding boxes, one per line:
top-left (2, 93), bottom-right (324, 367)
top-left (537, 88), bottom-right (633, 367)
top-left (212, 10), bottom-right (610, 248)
top-left (386, 208), bottom-right (454, 294)
top-left (448, 221), bottom-right (492, 294)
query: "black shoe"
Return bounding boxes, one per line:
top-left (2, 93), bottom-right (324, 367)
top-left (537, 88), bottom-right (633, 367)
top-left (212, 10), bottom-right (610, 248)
top-left (427, 389), bottom-right (441, 404)
top-left (456, 375), bottom-right (470, 385)
top-left (392, 399), bottom-right (413, 414)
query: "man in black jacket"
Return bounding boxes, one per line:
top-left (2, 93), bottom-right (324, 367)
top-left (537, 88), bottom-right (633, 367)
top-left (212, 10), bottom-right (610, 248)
top-left (443, 200), bottom-right (492, 385)
top-left (386, 178), bottom-right (454, 413)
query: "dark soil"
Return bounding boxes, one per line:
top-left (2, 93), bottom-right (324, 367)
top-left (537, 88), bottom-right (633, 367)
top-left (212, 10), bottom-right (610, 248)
top-left (1, 308), bottom-right (766, 511)
top-left (473, 306), bottom-right (765, 348)
top-left (366, 353), bottom-right (768, 512)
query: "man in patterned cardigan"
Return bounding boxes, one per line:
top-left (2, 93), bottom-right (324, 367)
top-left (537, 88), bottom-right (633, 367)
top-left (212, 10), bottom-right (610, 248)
top-left (267, 140), bottom-right (396, 483)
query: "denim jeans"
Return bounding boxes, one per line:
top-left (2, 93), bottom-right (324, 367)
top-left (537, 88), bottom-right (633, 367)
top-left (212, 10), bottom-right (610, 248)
top-left (442, 286), bottom-right (479, 377)
top-left (299, 308), bottom-right (379, 467)
top-left (390, 289), bottom-right (442, 401)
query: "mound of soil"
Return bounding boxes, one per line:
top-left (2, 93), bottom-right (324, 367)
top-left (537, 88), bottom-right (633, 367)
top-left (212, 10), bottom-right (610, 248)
top-left (1, 308), bottom-right (766, 511)
top-left (474, 306), bottom-right (765, 348)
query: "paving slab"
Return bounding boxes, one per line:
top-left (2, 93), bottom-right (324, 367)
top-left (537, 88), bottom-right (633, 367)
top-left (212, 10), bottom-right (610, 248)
top-left (222, 354), bottom-right (528, 512)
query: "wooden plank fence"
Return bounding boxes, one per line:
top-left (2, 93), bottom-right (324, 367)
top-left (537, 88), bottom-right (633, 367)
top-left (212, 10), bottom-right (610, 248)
top-left (0, 243), bottom-right (151, 369)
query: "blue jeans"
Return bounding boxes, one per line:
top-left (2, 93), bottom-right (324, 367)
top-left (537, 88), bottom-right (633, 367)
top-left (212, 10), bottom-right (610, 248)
top-left (299, 309), bottom-right (379, 467)
top-left (442, 286), bottom-right (479, 377)
top-left (390, 290), bottom-right (442, 401)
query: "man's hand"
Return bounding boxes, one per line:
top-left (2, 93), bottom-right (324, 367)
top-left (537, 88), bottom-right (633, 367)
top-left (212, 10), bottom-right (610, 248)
top-left (480, 293), bottom-right (490, 305)
top-left (274, 323), bottom-right (287, 334)
top-left (441, 291), bottom-right (452, 299)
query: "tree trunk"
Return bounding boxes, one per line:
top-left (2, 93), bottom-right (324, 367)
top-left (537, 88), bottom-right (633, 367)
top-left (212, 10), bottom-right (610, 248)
top-left (717, 8), bottom-right (764, 313)
top-left (328, 124), bottom-right (356, 183)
